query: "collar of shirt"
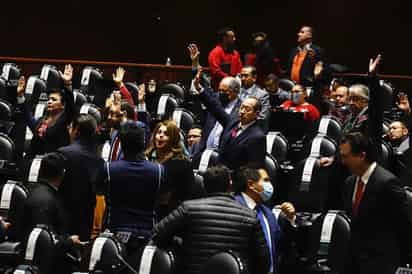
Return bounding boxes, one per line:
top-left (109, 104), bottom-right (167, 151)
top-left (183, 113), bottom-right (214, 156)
top-left (239, 120), bottom-right (255, 132)
top-left (359, 161), bottom-right (377, 186)
top-left (298, 42), bottom-right (312, 52)
top-left (241, 193), bottom-right (257, 210)
top-left (225, 98), bottom-right (238, 114)
top-left (242, 84), bottom-right (256, 96)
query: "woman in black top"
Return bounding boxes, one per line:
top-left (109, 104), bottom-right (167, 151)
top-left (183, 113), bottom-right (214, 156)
top-left (17, 65), bottom-right (75, 158)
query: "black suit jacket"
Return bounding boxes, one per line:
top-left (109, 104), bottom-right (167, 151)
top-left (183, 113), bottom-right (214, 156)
top-left (343, 165), bottom-right (410, 274)
top-left (192, 88), bottom-right (241, 160)
top-left (199, 88), bottom-right (266, 170)
top-left (287, 44), bottom-right (323, 87)
top-left (58, 140), bottom-right (104, 240)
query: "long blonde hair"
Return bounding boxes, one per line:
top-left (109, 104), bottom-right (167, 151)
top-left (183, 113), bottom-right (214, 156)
top-left (145, 120), bottom-right (185, 163)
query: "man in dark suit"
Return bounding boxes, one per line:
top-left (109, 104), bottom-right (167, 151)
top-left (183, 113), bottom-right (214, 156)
top-left (193, 74), bottom-right (265, 170)
top-left (287, 25), bottom-right (324, 87)
top-left (190, 76), bottom-right (242, 162)
top-left (339, 132), bottom-right (411, 274)
top-left (58, 114), bottom-right (104, 241)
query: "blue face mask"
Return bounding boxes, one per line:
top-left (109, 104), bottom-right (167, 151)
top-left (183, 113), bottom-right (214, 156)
top-left (259, 181), bottom-right (274, 202)
top-left (292, 93), bottom-right (302, 104)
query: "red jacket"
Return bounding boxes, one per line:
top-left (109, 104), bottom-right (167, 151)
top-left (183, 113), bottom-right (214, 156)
top-left (208, 44), bottom-right (242, 88)
top-left (280, 100), bottom-right (320, 121)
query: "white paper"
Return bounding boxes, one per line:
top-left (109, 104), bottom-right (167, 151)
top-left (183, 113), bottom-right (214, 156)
top-left (80, 104), bottom-right (90, 114)
top-left (28, 158), bottom-right (42, 183)
top-left (25, 76), bottom-right (36, 95)
top-left (157, 95), bottom-right (168, 116)
top-left (40, 66), bottom-right (50, 81)
top-left (25, 228), bottom-right (42, 260)
top-left (2, 64), bottom-right (11, 80)
top-left (320, 213), bottom-right (337, 244)
top-left (0, 182), bottom-right (15, 209)
top-left (139, 245), bottom-right (157, 274)
top-left (101, 141), bottom-right (111, 162)
top-left (310, 137), bottom-right (323, 157)
top-left (25, 126), bottom-right (33, 141)
top-left (89, 237), bottom-right (108, 271)
top-left (266, 132), bottom-right (278, 154)
top-left (34, 104), bottom-right (46, 120)
top-left (301, 157), bottom-right (317, 184)
top-left (318, 118), bottom-right (330, 135)
top-left (172, 110), bottom-right (183, 128)
top-left (199, 149), bottom-right (213, 173)
top-left (13, 270), bottom-right (26, 274)
top-left (81, 68), bottom-right (91, 86)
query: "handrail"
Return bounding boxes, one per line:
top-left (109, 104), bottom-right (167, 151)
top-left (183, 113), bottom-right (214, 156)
top-left (0, 55), bottom-right (411, 80)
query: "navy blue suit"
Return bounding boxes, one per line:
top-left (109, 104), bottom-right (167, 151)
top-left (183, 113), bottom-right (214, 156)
top-left (234, 194), bottom-right (280, 272)
top-left (58, 140), bottom-right (104, 241)
top-left (192, 88), bottom-right (241, 160)
top-left (199, 88), bottom-right (266, 170)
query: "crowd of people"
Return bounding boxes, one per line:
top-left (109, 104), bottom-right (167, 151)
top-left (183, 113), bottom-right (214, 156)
top-left (0, 25), bottom-right (411, 274)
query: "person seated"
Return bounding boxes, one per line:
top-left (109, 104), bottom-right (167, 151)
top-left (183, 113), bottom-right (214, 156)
top-left (264, 74), bottom-right (290, 108)
top-left (187, 125), bottom-right (202, 156)
top-left (279, 84), bottom-right (320, 121)
top-left (329, 84), bottom-right (351, 124)
top-left (385, 120), bottom-right (409, 152)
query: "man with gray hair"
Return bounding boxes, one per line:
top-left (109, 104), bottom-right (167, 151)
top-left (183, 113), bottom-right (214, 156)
top-left (343, 84), bottom-right (370, 133)
top-left (190, 76), bottom-right (242, 161)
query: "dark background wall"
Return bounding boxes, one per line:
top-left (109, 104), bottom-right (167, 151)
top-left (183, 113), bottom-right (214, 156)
top-left (1, 0), bottom-right (411, 75)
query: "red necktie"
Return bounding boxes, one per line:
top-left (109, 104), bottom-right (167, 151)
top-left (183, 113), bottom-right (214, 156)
top-left (352, 179), bottom-right (365, 216)
top-left (111, 137), bottom-right (121, 161)
top-left (231, 125), bottom-right (240, 138)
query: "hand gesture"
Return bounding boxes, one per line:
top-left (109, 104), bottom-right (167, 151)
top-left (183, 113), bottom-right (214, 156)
top-left (397, 93), bottom-right (411, 115)
top-left (70, 235), bottom-right (81, 245)
top-left (188, 43), bottom-right (200, 67)
top-left (59, 64), bottom-right (73, 84)
top-left (112, 67), bottom-right (126, 88)
top-left (319, 156), bottom-right (334, 167)
top-left (279, 202), bottom-right (296, 224)
top-left (369, 54), bottom-right (382, 74)
top-left (314, 61), bottom-right (323, 79)
top-left (193, 69), bottom-right (202, 92)
top-left (138, 83), bottom-right (145, 103)
top-left (17, 76), bottom-right (25, 97)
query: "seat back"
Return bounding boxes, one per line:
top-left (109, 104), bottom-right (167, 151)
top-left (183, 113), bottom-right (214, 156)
top-left (0, 99), bottom-right (14, 135)
top-left (305, 211), bottom-right (351, 274)
top-left (0, 133), bottom-right (15, 162)
top-left (139, 245), bottom-right (175, 274)
top-left (88, 231), bottom-right (127, 274)
top-left (0, 180), bottom-right (28, 223)
top-left (39, 64), bottom-right (61, 91)
top-left (25, 156), bottom-right (43, 185)
top-left (73, 89), bottom-right (88, 110)
top-left (278, 78), bottom-right (295, 92)
top-left (316, 116), bottom-right (342, 144)
top-left (172, 108), bottom-right (195, 134)
top-left (156, 94), bottom-right (178, 121)
top-left (24, 226), bottom-right (56, 274)
top-left (80, 66), bottom-right (105, 106)
top-left (197, 149), bottom-right (219, 174)
top-left (124, 82), bottom-right (140, 105)
top-left (159, 83), bottom-right (185, 103)
top-left (379, 80), bottom-right (395, 112)
top-left (24, 76), bottom-right (47, 108)
top-left (305, 135), bottom-right (337, 159)
top-left (200, 251), bottom-right (245, 274)
top-left (266, 131), bottom-right (288, 162)
top-left (380, 140), bottom-right (393, 169)
top-left (79, 103), bottom-right (102, 125)
top-left (1, 63), bottom-right (20, 82)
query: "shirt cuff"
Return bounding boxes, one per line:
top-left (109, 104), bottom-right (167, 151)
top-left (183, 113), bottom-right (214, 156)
top-left (17, 96), bottom-right (25, 104)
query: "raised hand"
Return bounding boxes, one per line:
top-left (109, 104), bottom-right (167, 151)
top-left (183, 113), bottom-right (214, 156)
top-left (60, 64), bottom-right (73, 84)
top-left (112, 67), bottom-right (126, 88)
top-left (187, 43), bottom-right (200, 67)
top-left (17, 76), bottom-right (25, 97)
top-left (369, 54), bottom-right (382, 74)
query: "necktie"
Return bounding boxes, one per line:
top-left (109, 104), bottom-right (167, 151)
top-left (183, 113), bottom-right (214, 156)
top-left (352, 178), bottom-right (365, 217)
top-left (231, 125), bottom-right (240, 138)
top-left (111, 136), bottom-right (121, 161)
top-left (256, 205), bottom-right (274, 272)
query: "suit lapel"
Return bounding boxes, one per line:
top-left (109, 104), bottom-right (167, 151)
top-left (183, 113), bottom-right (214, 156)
top-left (356, 166), bottom-right (379, 220)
